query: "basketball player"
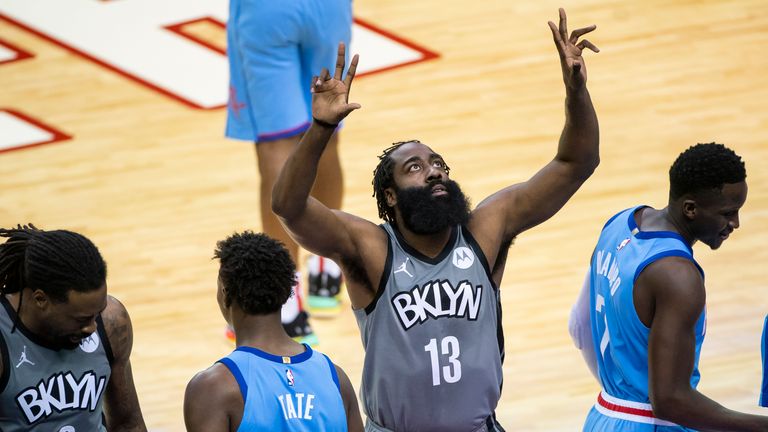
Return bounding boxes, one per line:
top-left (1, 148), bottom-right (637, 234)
top-left (0, 225), bottom-right (146, 431)
top-left (183, 231), bottom-right (362, 432)
top-left (569, 143), bottom-right (768, 430)
top-left (225, 0), bottom-right (352, 343)
top-left (272, 9), bottom-right (600, 431)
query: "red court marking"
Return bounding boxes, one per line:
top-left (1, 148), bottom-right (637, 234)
top-left (0, 13), bottom-right (211, 110)
top-left (0, 37), bottom-right (33, 65)
top-left (352, 17), bottom-right (440, 77)
top-left (164, 16), bottom-right (226, 56)
top-left (165, 16), bottom-right (441, 78)
top-left (0, 108), bottom-right (71, 154)
top-left (0, 14), bottom-right (440, 108)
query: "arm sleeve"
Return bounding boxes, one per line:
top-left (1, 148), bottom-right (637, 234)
top-left (568, 270), bottom-right (599, 380)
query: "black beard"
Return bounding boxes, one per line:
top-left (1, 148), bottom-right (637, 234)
top-left (395, 180), bottom-right (471, 234)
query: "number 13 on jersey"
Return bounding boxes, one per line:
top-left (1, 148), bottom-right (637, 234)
top-left (424, 336), bottom-right (462, 386)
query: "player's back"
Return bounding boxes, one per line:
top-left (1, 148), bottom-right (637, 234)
top-left (219, 344), bottom-right (347, 432)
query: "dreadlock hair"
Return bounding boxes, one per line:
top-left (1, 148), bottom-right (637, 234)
top-left (669, 142), bottom-right (746, 200)
top-left (214, 231), bottom-right (296, 315)
top-left (372, 140), bottom-right (429, 223)
top-left (0, 224), bottom-right (107, 304)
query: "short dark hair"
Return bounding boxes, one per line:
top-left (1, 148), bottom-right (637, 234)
top-left (372, 140), bottom-right (420, 223)
top-left (669, 142), bottom-right (746, 199)
top-left (213, 231), bottom-right (295, 315)
top-left (0, 224), bottom-right (107, 303)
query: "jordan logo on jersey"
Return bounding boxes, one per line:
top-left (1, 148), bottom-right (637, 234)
top-left (15, 345), bottom-right (34, 368)
top-left (394, 257), bottom-right (414, 277)
top-left (391, 279), bottom-right (483, 330)
top-left (15, 370), bottom-right (107, 424)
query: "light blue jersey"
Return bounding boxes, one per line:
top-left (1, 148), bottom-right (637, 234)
top-left (219, 344), bottom-right (347, 432)
top-left (584, 206), bottom-right (705, 431)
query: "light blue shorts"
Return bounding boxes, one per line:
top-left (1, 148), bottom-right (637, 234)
top-left (583, 403), bottom-right (696, 431)
top-left (226, 0), bottom-right (352, 142)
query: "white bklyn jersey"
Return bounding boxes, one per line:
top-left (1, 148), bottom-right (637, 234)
top-left (0, 296), bottom-right (111, 431)
top-left (355, 224), bottom-right (504, 432)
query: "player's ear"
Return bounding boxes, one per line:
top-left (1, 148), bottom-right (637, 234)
top-left (31, 288), bottom-right (52, 310)
top-left (682, 199), bottom-right (696, 220)
top-left (385, 188), bottom-right (397, 208)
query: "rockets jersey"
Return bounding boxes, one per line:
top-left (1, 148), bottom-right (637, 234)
top-left (355, 223), bottom-right (503, 432)
top-left (219, 344), bottom-right (347, 432)
top-left (589, 206), bottom-right (706, 403)
top-left (0, 296), bottom-right (112, 432)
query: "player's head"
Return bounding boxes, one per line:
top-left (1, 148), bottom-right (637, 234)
top-left (214, 231), bottom-right (295, 318)
top-left (0, 224), bottom-right (108, 349)
top-left (373, 140), bottom-right (416, 223)
top-left (373, 140), bottom-right (470, 234)
top-left (668, 142), bottom-right (747, 249)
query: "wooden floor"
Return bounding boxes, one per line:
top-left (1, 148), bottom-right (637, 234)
top-left (3, 0), bottom-right (768, 430)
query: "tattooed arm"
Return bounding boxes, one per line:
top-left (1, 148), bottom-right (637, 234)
top-left (101, 295), bottom-right (147, 431)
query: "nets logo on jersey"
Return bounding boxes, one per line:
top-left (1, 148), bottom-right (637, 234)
top-left (15, 370), bottom-right (107, 424)
top-left (391, 279), bottom-right (483, 330)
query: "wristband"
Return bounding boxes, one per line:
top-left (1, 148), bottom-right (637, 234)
top-left (313, 117), bottom-right (338, 129)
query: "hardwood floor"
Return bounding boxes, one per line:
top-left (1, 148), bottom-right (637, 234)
top-left (1, 0), bottom-right (768, 429)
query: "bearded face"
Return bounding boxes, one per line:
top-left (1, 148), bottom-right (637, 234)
top-left (394, 179), bottom-right (471, 234)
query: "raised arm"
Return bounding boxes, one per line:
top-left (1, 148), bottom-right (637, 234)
top-left (644, 259), bottom-right (768, 431)
top-left (272, 43), bottom-right (387, 308)
top-left (101, 296), bottom-right (147, 432)
top-left (471, 8), bottom-right (600, 247)
top-left (272, 42), bottom-right (363, 260)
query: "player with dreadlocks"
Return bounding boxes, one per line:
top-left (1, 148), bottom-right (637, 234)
top-left (569, 143), bottom-right (768, 430)
top-left (0, 224), bottom-right (146, 431)
top-left (272, 8), bottom-right (600, 431)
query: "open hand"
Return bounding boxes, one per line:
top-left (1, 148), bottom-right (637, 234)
top-left (311, 42), bottom-right (361, 126)
top-left (548, 8), bottom-right (599, 90)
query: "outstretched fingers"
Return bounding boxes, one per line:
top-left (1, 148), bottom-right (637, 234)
top-left (334, 42), bottom-right (347, 81)
top-left (343, 54), bottom-right (359, 98)
top-left (548, 20), bottom-right (566, 56)
top-left (577, 39), bottom-right (600, 53)
top-left (558, 8), bottom-right (568, 43)
top-left (569, 25), bottom-right (597, 44)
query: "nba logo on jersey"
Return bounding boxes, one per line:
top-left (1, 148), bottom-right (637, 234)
top-left (452, 247), bottom-right (474, 269)
top-left (286, 369), bottom-right (295, 386)
top-left (616, 237), bottom-right (631, 251)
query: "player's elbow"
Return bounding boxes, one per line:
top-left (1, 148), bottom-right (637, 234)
top-left (577, 154), bottom-right (600, 181)
top-left (649, 390), bottom-right (692, 423)
top-left (271, 188), bottom-right (297, 220)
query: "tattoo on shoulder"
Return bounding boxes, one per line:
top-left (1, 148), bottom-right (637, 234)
top-left (101, 297), bottom-right (133, 358)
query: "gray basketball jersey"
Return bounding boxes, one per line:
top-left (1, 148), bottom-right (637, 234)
top-left (355, 224), bottom-right (504, 432)
top-left (0, 296), bottom-right (111, 431)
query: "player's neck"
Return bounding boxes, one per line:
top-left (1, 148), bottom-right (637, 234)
top-left (231, 313), bottom-right (305, 356)
top-left (398, 225), bottom-right (452, 259)
top-left (639, 207), bottom-right (696, 247)
top-left (8, 290), bottom-right (46, 338)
